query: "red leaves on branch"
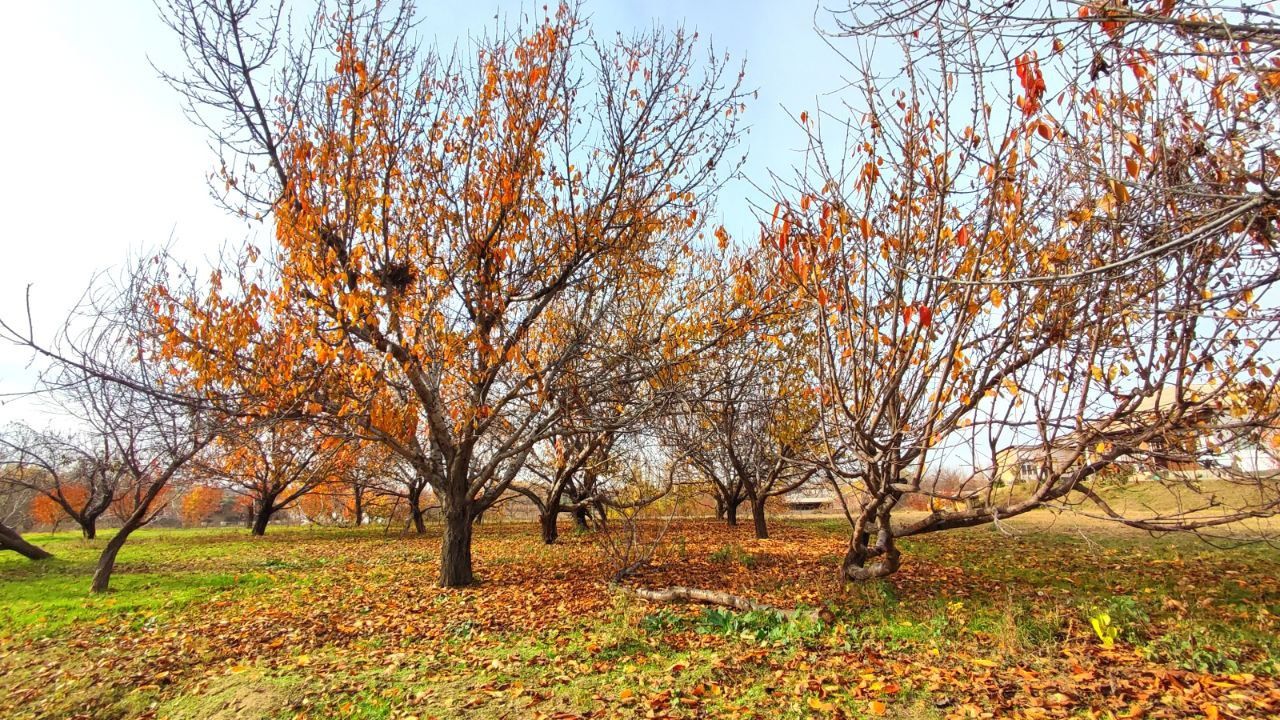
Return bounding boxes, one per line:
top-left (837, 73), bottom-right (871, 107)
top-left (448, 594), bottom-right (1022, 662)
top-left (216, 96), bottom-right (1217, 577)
top-left (1014, 53), bottom-right (1046, 116)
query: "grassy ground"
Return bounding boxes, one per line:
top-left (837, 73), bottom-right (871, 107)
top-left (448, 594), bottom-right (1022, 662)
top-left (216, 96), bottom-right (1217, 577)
top-left (1, 516), bottom-right (1277, 719)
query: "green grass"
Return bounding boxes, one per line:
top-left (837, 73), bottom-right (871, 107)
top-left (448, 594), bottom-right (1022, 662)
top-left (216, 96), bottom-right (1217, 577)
top-left (0, 525), bottom-right (366, 637)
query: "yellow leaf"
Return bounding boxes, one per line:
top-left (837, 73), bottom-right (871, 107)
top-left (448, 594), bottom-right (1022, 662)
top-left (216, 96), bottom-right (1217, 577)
top-left (808, 696), bottom-right (834, 712)
top-left (869, 700), bottom-right (888, 715)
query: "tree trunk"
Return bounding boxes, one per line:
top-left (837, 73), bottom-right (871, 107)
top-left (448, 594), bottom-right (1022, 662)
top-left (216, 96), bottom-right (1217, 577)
top-left (91, 526), bottom-right (137, 593)
top-left (352, 485), bottom-right (364, 527)
top-left (540, 511), bottom-right (559, 544)
top-left (714, 496), bottom-right (726, 521)
top-left (725, 501), bottom-right (739, 526)
top-left (408, 486), bottom-right (427, 534)
top-left (0, 521), bottom-right (53, 560)
top-left (439, 505), bottom-right (475, 587)
top-left (81, 516), bottom-right (97, 540)
top-left (572, 506), bottom-right (590, 531)
top-left (251, 502), bottom-right (274, 536)
top-left (750, 497), bottom-right (769, 539)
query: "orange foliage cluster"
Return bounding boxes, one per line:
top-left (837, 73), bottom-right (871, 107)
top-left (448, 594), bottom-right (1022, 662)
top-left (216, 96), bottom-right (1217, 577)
top-left (28, 486), bottom-right (88, 527)
top-left (297, 485), bottom-right (357, 525)
top-left (179, 485), bottom-right (224, 526)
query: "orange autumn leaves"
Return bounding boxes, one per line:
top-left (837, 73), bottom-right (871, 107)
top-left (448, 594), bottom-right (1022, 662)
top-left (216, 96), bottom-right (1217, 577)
top-left (179, 485), bottom-right (224, 525)
top-left (154, 2), bottom-right (742, 453)
top-left (29, 491), bottom-right (83, 527)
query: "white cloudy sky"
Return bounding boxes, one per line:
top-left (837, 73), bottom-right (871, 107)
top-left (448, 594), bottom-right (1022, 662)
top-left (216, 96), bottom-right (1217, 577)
top-left (0, 1), bottom-right (868, 424)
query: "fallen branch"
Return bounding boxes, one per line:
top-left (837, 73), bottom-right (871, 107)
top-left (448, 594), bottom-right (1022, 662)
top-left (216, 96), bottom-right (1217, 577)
top-left (629, 585), bottom-right (775, 611)
top-left (624, 585), bottom-right (821, 620)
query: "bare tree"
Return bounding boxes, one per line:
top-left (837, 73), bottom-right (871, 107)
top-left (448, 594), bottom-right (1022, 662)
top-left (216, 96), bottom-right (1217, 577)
top-left (662, 255), bottom-right (821, 539)
top-left (0, 424), bottom-right (132, 539)
top-left (1, 264), bottom-right (225, 591)
top-left (760, 0), bottom-right (1280, 581)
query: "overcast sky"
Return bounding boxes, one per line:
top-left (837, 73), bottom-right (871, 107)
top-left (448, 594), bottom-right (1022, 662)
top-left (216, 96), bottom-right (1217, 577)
top-left (0, 1), bottom-right (863, 424)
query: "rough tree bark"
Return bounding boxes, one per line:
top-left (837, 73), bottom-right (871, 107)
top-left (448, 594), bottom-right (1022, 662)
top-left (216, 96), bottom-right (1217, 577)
top-left (540, 511), bottom-right (559, 544)
top-left (749, 496), bottom-right (769, 540)
top-left (439, 492), bottom-right (474, 587)
top-left (0, 521), bottom-right (53, 560)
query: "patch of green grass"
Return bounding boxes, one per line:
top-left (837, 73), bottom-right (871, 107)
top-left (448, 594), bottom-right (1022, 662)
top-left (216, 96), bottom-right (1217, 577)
top-left (693, 607), bottom-right (827, 646)
top-left (1141, 624), bottom-right (1273, 675)
top-left (708, 542), bottom-right (759, 568)
top-left (0, 565), bottom-right (272, 636)
top-left (0, 527), bottom-right (295, 639)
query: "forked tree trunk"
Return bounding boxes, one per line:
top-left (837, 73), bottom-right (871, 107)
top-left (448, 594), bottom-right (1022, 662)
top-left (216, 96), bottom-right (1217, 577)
top-left (0, 522), bottom-right (53, 560)
top-left (540, 511), bottom-right (559, 544)
top-left (750, 497), bottom-right (769, 539)
top-left (81, 517), bottom-right (97, 540)
top-left (91, 525), bottom-right (139, 593)
top-left (439, 504), bottom-right (475, 587)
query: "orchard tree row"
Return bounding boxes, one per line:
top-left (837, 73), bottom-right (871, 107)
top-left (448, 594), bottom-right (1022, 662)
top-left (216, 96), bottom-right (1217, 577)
top-left (3, 0), bottom-right (1279, 594)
